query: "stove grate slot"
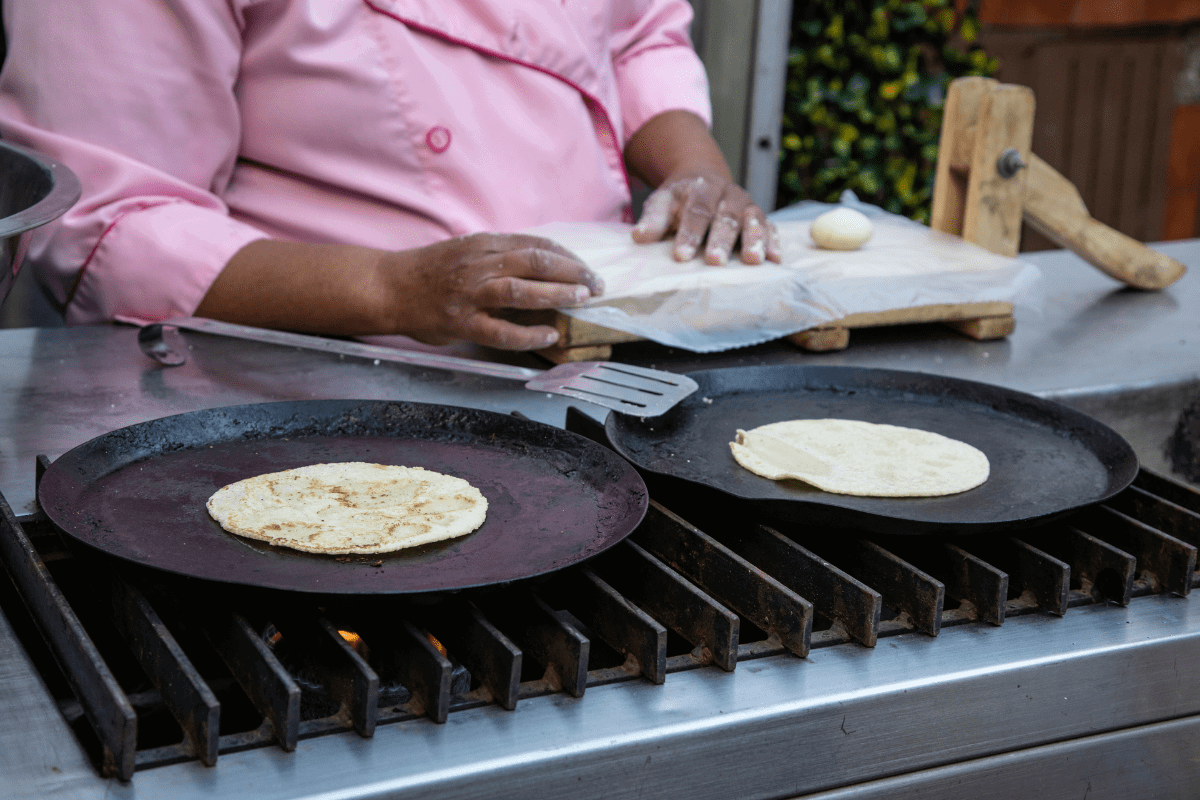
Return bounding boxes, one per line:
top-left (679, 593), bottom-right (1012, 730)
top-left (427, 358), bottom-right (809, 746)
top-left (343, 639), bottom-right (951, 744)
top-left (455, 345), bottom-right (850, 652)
top-left (872, 539), bottom-right (1009, 627)
top-left (942, 544), bottom-right (1009, 625)
top-left (798, 536), bottom-right (946, 637)
top-left (486, 589), bottom-right (589, 697)
top-left (1034, 526), bottom-right (1136, 606)
top-left (718, 522), bottom-right (882, 647)
top-left (197, 609), bottom-right (300, 751)
top-left (591, 539), bottom-right (740, 671)
top-left (1008, 538), bottom-right (1071, 616)
top-left (1109, 484), bottom-right (1200, 554)
top-left (107, 574), bottom-right (220, 765)
top-left (358, 616), bottom-right (453, 722)
top-left (410, 599), bottom-right (522, 710)
top-left (0, 479), bottom-right (138, 780)
top-left (950, 535), bottom-right (1063, 617)
top-left (632, 501), bottom-right (813, 658)
top-left (315, 616), bottom-right (379, 735)
top-left (1132, 467), bottom-right (1200, 521)
top-left (262, 611), bottom-right (379, 737)
top-left (1075, 504), bottom-right (1195, 595)
top-left (551, 567), bottom-right (667, 683)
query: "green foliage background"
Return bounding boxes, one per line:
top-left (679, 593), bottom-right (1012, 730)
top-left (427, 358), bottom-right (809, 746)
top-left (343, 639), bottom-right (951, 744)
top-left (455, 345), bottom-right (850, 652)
top-left (775, 1), bottom-right (998, 222)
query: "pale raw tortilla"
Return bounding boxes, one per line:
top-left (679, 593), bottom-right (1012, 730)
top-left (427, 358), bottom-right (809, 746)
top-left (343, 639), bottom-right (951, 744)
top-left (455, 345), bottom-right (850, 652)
top-left (729, 419), bottom-right (989, 497)
top-left (206, 462), bottom-right (488, 554)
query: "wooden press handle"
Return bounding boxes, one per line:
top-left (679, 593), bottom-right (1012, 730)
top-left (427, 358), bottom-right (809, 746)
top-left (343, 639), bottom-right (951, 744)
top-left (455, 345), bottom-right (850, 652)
top-left (1023, 154), bottom-right (1186, 290)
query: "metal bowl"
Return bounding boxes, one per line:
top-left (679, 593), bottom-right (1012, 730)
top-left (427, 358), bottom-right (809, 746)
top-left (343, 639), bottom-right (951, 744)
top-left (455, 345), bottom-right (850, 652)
top-left (0, 140), bottom-right (81, 306)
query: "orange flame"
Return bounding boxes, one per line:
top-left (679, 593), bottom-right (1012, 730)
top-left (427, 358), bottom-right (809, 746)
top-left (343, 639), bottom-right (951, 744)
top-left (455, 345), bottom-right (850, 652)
top-left (426, 632), bottom-right (449, 657)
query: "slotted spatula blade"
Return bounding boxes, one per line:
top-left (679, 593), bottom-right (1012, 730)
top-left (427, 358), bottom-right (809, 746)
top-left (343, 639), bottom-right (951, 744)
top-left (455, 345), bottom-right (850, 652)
top-left (139, 317), bottom-right (698, 416)
top-left (525, 362), bottom-right (699, 417)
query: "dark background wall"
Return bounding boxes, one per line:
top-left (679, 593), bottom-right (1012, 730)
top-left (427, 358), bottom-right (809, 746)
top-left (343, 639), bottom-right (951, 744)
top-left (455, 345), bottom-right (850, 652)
top-left (976, 0), bottom-right (1200, 248)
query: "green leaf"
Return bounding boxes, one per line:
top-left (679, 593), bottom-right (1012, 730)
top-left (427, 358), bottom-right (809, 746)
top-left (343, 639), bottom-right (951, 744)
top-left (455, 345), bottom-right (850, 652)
top-left (826, 14), bottom-right (844, 43)
top-left (960, 16), bottom-right (979, 42)
top-left (891, 6), bottom-right (927, 32)
top-left (799, 19), bottom-right (824, 39)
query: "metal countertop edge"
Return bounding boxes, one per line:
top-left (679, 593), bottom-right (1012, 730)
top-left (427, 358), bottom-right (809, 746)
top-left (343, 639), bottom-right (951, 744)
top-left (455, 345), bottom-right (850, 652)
top-left (106, 594), bottom-right (1200, 800)
top-left (790, 714), bottom-right (1200, 799)
top-left (1036, 373), bottom-right (1200, 401)
top-left (0, 596), bottom-right (104, 800)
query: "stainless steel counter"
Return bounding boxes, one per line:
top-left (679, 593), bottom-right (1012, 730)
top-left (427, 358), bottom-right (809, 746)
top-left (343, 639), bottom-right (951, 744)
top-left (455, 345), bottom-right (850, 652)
top-left (2, 239), bottom-right (1199, 800)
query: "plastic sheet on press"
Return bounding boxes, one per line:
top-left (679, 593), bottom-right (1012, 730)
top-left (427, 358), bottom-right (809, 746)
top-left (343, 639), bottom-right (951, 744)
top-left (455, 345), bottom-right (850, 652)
top-left (524, 193), bottom-right (1042, 353)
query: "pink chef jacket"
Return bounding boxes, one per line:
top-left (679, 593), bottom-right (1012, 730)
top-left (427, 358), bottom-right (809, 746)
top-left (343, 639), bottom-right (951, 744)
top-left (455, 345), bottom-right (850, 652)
top-left (0, 0), bottom-right (711, 325)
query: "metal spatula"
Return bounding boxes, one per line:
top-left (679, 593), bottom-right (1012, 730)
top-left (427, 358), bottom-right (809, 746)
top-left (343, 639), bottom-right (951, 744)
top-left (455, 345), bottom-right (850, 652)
top-left (138, 316), bottom-right (697, 416)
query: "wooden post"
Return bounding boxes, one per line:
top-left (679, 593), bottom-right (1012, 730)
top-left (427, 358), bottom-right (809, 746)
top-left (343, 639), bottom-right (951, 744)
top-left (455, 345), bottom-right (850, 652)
top-left (931, 77), bottom-right (1036, 258)
top-left (931, 76), bottom-right (996, 240)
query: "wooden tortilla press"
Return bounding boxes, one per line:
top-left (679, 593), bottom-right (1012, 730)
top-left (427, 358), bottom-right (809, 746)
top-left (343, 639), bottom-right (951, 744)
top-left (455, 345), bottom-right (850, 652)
top-left (931, 75), bottom-right (1187, 288)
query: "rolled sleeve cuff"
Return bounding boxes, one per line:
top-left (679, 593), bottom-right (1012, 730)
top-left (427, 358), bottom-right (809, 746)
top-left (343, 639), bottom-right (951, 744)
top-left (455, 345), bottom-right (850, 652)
top-left (65, 201), bottom-right (268, 326)
top-left (615, 45), bottom-right (712, 145)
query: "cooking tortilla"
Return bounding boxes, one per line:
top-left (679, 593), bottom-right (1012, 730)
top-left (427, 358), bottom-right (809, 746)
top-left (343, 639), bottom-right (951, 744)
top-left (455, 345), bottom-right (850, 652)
top-left (730, 419), bottom-right (989, 497)
top-left (206, 462), bottom-right (488, 554)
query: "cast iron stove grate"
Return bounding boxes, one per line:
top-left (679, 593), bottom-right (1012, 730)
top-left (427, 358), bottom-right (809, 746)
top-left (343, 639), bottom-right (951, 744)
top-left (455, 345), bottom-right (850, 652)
top-left (1, 444), bottom-right (1197, 781)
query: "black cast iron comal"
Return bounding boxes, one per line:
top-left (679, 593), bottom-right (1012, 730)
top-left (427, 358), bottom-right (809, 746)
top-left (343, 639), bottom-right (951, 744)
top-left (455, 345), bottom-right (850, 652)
top-left (37, 400), bottom-right (648, 595)
top-left (605, 365), bottom-right (1139, 535)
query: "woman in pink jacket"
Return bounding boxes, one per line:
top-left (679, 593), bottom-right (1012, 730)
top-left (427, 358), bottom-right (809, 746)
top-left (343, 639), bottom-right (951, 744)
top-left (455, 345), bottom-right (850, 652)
top-left (0, 1), bottom-right (780, 350)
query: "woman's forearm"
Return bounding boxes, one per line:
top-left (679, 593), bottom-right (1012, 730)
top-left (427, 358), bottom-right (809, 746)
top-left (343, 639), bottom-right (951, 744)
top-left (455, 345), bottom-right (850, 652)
top-left (194, 234), bottom-right (603, 350)
top-left (623, 109), bottom-right (730, 188)
top-left (195, 239), bottom-right (394, 335)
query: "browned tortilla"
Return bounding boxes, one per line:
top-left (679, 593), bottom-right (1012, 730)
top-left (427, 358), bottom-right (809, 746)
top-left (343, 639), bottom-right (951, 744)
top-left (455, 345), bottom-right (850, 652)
top-left (206, 462), bottom-right (488, 554)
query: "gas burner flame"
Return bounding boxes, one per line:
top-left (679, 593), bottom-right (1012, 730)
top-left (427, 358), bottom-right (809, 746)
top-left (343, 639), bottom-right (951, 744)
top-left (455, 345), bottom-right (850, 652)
top-left (426, 632), bottom-right (449, 657)
top-left (337, 629), bottom-right (367, 657)
top-left (262, 624), bottom-right (283, 648)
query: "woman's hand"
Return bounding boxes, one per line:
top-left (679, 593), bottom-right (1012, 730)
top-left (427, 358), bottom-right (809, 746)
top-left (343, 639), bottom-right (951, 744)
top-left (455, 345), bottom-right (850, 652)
top-left (378, 233), bottom-right (603, 350)
top-left (632, 173), bottom-right (782, 265)
top-left (196, 234), bottom-right (603, 351)
top-left (624, 110), bottom-right (782, 266)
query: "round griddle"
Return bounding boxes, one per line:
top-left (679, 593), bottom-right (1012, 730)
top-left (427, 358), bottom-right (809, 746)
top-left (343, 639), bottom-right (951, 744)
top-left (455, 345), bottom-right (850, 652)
top-left (605, 365), bottom-right (1138, 534)
top-left (39, 400), bottom-right (648, 594)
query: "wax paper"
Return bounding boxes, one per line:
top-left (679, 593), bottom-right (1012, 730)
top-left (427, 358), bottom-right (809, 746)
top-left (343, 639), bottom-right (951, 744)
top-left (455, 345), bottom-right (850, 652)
top-left (524, 193), bottom-right (1042, 353)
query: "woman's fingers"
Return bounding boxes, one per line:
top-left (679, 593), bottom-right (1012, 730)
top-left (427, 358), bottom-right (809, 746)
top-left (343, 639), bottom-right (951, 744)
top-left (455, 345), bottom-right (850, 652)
top-left (703, 198), bottom-right (745, 265)
top-left (765, 220), bottom-right (783, 263)
top-left (632, 187), bottom-right (676, 244)
top-left (473, 245), bottom-right (601, 309)
top-left (474, 275), bottom-right (593, 310)
top-left (737, 208), bottom-right (769, 265)
top-left (632, 176), bottom-right (779, 265)
top-left (411, 236), bottom-right (604, 350)
top-left (461, 312), bottom-right (561, 351)
top-left (495, 245), bottom-right (604, 294)
top-left (730, 216), bottom-right (782, 265)
top-left (670, 177), bottom-right (723, 261)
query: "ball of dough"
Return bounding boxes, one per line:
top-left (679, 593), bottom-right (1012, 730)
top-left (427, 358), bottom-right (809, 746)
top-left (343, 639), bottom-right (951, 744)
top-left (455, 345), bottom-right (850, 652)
top-left (810, 207), bottom-right (873, 250)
